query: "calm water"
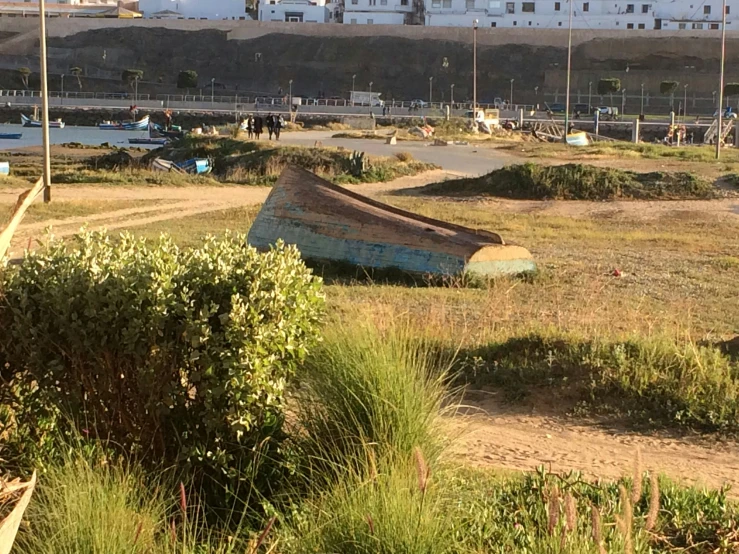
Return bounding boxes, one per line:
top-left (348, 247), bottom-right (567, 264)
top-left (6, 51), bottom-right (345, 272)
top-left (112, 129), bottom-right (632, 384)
top-left (0, 124), bottom-right (158, 151)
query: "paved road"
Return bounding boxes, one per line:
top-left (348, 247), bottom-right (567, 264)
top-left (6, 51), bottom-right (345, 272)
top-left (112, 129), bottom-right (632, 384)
top-left (280, 130), bottom-right (512, 176)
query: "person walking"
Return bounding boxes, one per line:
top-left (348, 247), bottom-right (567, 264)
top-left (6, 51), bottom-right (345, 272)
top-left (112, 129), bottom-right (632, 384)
top-left (246, 115), bottom-right (254, 139)
top-left (253, 115), bottom-right (263, 140)
top-left (274, 114), bottom-right (284, 140)
top-left (266, 113), bottom-right (275, 140)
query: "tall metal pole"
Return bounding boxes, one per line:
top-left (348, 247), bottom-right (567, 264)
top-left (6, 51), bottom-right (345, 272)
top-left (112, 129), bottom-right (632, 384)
top-left (451, 83), bottom-right (455, 105)
top-left (429, 76), bottom-right (433, 105)
top-left (473, 19), bottom-right (478, 121)
top-left (683, 84), bottom-right (688, 120)
top-left (717, 0), bottom-right (727, 160)
top-left (588, 81), bottom-right (592, 111)
top-left (38, 0), bottom-right (51, 203)
top-left (351, 74), bottom-right (356, 106)
top-left (289, 79), bottom-right (293, 110)
top-left (640, 83), bottom-right (644, 115)
top-left (563, 0), bottom-right (574, 143)
top-left (510, 79), bottom-right (514, 106)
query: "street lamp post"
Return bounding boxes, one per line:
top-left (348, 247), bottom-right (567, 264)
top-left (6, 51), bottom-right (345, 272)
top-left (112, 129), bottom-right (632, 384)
top-left (510, 78), bottom-right (515, 107)
top-left (369, 81), bottom-right (373, 113)
top-left (60, 73), bottom-right (64, 106)
top-left (563, 0), bottom-right (574, 144)
top-left (640, 83), bottom-right (645, 116)
top-left (683, 84), bottom-right (688, 119)
top-left (621, 89), bottom-right (627, 116)
top-left (717, 0), bottom-right (727, 159)
top-left (211, 77), bottom-right (215, 105)
top-left (38, 0), bottom-right (51, 202)
top-left (451, 83), bottom-right (455, 106)
top-left (429, 76), bottom-right (433, 106)
top-left (588, 81), bottom-right (592, 111)
top-left (473, 19), bottom-right (478, 122)
top-left (134, 75), bottom-right (139, 106)
top-left (351, 74), bottom-right (356, 106)
top-left (289, 79), bottom-right (293, 111)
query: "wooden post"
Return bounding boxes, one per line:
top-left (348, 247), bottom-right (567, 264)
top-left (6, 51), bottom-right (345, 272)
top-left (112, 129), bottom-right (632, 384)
top-left (38, 0), bottom-right (51, 203)
top-left (632, 118), bottom-right (640, 143)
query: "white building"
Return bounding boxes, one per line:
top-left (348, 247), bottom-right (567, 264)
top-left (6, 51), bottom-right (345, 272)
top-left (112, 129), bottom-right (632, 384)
top-left (259, 0), bottom-right (332, 22)
top-left (139, 0), bottom-right (247, 19)
top-left (339, 0), bottom-right (735, 28)
top-left (424, 0), bottom-right (733, 29)
top-left (0, 0), bottom-right (138, 17)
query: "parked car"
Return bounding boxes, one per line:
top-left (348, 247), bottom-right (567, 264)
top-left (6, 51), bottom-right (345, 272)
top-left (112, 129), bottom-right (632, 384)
top-left (548, 103), bottom-right (566, 113)
top-left (713, 107), bottom-right (738, 119)
top-left (573, 103), bottom-right (591, 114)
top-left (411, 99), bottom-right (428, 109)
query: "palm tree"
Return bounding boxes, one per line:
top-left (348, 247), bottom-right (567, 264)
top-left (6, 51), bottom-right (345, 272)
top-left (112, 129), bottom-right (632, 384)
top-left (17, 67), bottom-right (31, 90)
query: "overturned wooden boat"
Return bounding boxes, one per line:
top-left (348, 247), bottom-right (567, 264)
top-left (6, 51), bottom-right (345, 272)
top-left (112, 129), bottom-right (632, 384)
top-left (248, 166), bottom-right (536, 277)
top-left (151, 157), bottom-right (212, 175)
top-left (0, 472), bottom-right (37, 554)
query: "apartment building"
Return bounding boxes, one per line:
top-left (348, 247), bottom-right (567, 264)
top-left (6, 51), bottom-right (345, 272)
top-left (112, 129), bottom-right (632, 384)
top-left (138, 0), bottom-right (248, 19)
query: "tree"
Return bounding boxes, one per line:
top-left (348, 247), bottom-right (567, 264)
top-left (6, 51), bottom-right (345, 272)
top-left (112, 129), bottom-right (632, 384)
top-left (121, 69), bottom-right (144, 91)
top-left (17, 67), bottom-right (31, 90)
top-left (660, 81), bottom-right (679, 110)
top-left (177, 70), bottom-right (198, 95)
top-left (724, 83), bottom-right (739, 108)
top-left (70, 67), bottom-right (83, 90)
top-left (597, 78), bottom-right (621, 108)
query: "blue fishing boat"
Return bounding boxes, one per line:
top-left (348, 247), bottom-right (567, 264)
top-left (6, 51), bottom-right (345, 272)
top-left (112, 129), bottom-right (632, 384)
top-left (248, 166), bottom-right (536, 278)
top-left (0, 133), bottom-right (22, 140)
top-left (150, 123), bottom-right (184, 139)
top-left (151, 157), bottom-right (213, 175)
top-left (99, 115), bottom-right (150, 131)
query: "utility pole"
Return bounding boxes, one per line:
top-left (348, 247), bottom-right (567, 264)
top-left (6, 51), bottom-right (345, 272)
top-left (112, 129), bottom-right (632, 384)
top-left (39, 0), bottom-right (51, 203)
top-left (473, 19), bottom-right (478, 121)
top-left (717, 0), bottom-right (727, 159)
top-left (640, 83), bottom-right (645, 116)
top-left (451, 83), bottom-right (455, 105)
top-left (351, 74), bottom-right (356, 106)
top-left (563, 0), bottom-right (574, 143)
top-left (429, 76), bottom-right (433, 106)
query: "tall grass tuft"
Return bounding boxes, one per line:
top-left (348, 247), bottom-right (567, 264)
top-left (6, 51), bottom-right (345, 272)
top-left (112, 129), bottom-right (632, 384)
top-left (293, 320), bottom-right (455, 484)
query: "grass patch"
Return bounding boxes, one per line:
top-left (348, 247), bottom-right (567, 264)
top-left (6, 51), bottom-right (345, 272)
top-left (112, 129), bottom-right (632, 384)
top-left (418, 163), bottom-right (716, 200)
top-left (143, 136), bottom-right (437, 186)
top-left (455, 332), bottom-right (739, 431)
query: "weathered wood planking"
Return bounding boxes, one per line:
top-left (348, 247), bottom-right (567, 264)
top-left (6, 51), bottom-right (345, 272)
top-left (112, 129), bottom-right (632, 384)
top-left (248, 166), bottom-right (536, 277)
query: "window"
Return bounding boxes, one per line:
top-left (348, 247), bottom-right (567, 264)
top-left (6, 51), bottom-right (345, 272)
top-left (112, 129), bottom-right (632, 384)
top-left (522, 1), bottom-right (535, 11)
top-left (554, 1), bottom-right (560, 9)
top-left (401, 0), bottom-right (408, 5)
top-left (466, 0), bottom-right (474, 8)
top-left (692, 22), bottom-right (703, 28)
top-left (582, 2), bottom-right (589, 10)
top-left (369, 0), bottom-right (375, 6)
top-left (641, 3), bottom-right (650, 12)
top-left (488, 0), bottom-right (501, 7)
top-left (443, 0), bottom-right (452, 7)
top-left (626, 3), bottom-right (634, 12)
top-left (627, 22), bottom-right (634, 28)
top-left (432, 0), bottom-right (440, 6)
top-left (726, 5), bottom-right (730, 13)
top-left (381, 0), bottom-right (387, 4)
top-left (704, 5), bottom-right (711, 13)
top-left (506, 1), bottom-right (515, 11)
top-left (513, 19), bottom-right (517, 23)
top-left (350, 17), bottom-right (357, 22)
top-left (491, 21), bottom-right (497, 25)
top-left (710, 22), bottom-right (719, 28)
top-left (367, 18), bottom-right (373, 22)
top-left (678, 22), bottom-right (686, 28)
top-left (638, 22), bottom-right (645, 28)
top-left (558, 20), bottom-right (562, 25)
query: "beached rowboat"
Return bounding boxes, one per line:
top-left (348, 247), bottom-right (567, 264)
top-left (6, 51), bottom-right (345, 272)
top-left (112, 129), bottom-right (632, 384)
top-left (248, 166), bottom-right (536, 278)
top-left (0, 133), bottom-right (22, 140)
top-left (99, 115), bottom-right (150, 131)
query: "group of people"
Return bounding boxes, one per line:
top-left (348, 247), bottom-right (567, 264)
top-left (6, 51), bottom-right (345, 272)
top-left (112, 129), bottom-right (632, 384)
top-left (240, 113), bottom-right (286, 140)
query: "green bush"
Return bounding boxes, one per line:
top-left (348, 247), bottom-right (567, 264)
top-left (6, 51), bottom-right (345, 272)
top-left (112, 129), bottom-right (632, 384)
top-left (0, 231), bottom-right (324, 508)
top-left (419, 163), bottom-right (715, 200)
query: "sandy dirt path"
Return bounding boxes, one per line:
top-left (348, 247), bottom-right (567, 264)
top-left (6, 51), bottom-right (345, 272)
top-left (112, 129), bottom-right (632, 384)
top-left (448, 391), bottom-right (739, 493)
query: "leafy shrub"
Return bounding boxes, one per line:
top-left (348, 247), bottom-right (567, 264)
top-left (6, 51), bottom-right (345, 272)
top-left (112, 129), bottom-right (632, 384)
top-left (418, 163), bottom-right (715, 200)
top-left (0, 231), bottom-right (324, 508)
top-left (395, 151), bottom-right (414, 162)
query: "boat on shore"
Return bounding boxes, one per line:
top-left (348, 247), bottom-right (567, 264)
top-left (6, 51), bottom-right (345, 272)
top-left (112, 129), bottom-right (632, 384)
top-left (129, 137), bottom-right (169, 146)
top-left (150, 123), bottom-right (184, 139)
top-left (0, 133), bottom-right (22, 140)
top-left (99, 115), bottom-right (150, 131)
top-left (566, 130), bottom-right (590, 146)
top-left (151, 157), bottom-right (212, 175)
top-left (248, 166), bottom-right (536, 278)
top-left (21, 114), bottom-right (65, 129)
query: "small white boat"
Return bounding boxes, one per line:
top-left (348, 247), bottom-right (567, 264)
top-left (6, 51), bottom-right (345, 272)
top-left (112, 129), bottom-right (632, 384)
top-left (21, 114), bottom-right (65, 129)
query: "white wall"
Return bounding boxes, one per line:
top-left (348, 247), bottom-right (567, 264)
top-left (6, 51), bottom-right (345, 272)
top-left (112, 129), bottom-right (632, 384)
top-left (139, 0), bottom-right (247, 19)
top-left (343, 11), bottom-right (406, 23)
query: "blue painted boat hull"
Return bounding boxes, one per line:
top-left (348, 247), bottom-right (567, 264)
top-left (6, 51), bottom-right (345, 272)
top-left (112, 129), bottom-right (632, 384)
top-left (129, 138), bottom-right (169, 145)
top-left (0, 133), bottom-right (22, 140)
top-left (99, 115), bottom-right (150, 131)
top-left (248, 166), bottom-right (536, 278)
